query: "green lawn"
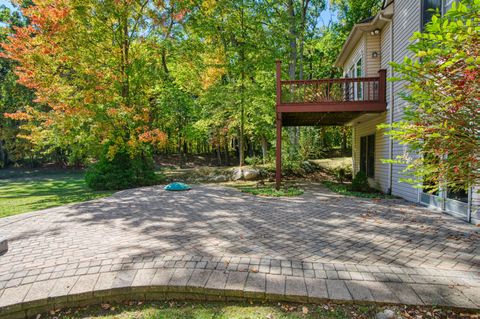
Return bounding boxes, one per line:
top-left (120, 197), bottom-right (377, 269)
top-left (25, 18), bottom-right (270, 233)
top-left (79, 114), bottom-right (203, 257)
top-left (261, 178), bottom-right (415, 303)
top-left (0, 169), bottom-right (113, 218)
top-left (236, 185), bottom-right (304, 197)
top-left (43, 301), bottom-right (476, 319)
top-left (311, 157), bottom-right (352, 172)
top-left (226, 181), bottom-right (304, 197)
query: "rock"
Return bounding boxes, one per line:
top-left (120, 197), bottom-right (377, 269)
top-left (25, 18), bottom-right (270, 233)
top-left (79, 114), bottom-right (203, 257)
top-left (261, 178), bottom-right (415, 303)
top-left (0, 236), bottom-right (8, 255)
top-left (230, 167), bottom-right (261, 181)
top-left (212, 175), bottom-right (228, 182)
top-left (375, 309), bottom-right (396, 319)
top-left (243, 168), bottom-right (260, 181)
top-left (231, 168), bottom-right (243, 181)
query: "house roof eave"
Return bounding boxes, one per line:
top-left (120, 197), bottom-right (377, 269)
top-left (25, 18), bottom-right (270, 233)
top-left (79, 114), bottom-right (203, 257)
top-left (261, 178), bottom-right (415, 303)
top-left (334, 6), bottom-right (394, 68)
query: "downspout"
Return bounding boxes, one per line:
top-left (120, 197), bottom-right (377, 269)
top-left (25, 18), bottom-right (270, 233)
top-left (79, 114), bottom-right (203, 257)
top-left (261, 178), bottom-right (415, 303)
top-left (379, 13), bottom-right (394, 195)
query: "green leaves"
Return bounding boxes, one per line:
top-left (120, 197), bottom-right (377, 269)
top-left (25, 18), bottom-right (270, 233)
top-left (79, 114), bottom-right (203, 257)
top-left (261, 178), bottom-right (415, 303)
top-left (383, 0), bottom-right (480, 193)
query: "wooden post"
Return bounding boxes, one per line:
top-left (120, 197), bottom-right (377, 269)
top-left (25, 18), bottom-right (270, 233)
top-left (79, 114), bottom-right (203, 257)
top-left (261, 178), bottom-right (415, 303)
top-left (275, 60), bottom-right (282, 190)
top-left (378, 69), bottom-right (387, 103)
top-left (276, 112), bottom-right (282, 190)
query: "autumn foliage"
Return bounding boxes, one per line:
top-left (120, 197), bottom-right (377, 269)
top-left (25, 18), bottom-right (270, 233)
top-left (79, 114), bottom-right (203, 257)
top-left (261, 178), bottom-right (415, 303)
top-left (1, 0), bottom-right (186, 165)
top-left (0, 0), bottom-right (193, 187)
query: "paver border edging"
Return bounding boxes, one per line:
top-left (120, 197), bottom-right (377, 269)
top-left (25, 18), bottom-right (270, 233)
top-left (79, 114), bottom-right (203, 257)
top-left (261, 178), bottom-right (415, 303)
top-left (0, 285), bottom-right (321, 319)
top-left (1, 281), bottom-right (479, 319)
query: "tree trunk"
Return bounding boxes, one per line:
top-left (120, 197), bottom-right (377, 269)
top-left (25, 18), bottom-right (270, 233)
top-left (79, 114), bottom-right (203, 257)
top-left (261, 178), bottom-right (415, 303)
top-left (224, 138), bottom-right (230, 166)
top-left (261, 136), bottom-right (268, 164)
top-left (287, 0), bottom-right (300, 153)
top-left (239, 0), bottom-right (246, 167)
top-left (341, 127), bottom-right (348, 154)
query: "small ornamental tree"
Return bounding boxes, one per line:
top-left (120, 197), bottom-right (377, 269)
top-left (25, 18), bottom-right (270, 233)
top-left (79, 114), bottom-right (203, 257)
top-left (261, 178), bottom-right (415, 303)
top-left (380, 0), bottom-right (480, 193)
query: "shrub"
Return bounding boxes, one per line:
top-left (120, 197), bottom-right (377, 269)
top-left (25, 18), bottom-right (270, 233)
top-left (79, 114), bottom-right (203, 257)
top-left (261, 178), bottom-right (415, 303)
top-left (85, 150), bottom-right (160, 190)
top-left (351, 171), bottom-right (370, 192)
top-left (245, 156), bottom-right (262, 167)
top-left (333, 165), bottom-right (351, 183)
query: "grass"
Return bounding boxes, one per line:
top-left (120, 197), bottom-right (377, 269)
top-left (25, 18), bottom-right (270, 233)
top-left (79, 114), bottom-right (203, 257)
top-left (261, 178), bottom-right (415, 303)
top-left (322, 181), bottom-right (395, 199)
top-left (311, 157), bottom-right (352, 172)
top-left (239, 186), bottom-right (304, 197)
top-left (0, 169), bottom-right (113, 218)
top-left (227, 181), bottom-right (304, 197)
top-left (41, 300), bottom-right (479, 319)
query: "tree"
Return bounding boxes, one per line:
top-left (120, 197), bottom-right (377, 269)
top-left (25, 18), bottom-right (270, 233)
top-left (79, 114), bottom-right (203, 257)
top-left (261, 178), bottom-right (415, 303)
top-left (1, 0), bottom-right (190, 187)
top-left (380, 0), bottom-right (480, 193)
top-left (0, 2), bottom-right (35, 167)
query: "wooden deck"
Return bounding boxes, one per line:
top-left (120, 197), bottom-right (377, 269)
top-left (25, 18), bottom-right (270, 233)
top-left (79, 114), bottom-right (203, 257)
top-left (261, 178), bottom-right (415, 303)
top-left (274, 60), bottom-right (387, 188)
top-left (275, 61), bottom-right (386, 126)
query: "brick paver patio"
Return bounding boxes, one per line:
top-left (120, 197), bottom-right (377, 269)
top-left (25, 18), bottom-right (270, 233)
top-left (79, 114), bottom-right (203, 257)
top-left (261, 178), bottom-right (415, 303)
top-left (0, 184), bottom-right (479, 317)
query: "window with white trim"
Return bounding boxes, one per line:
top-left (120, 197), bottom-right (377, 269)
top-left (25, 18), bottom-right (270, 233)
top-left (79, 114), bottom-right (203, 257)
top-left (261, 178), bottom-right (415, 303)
top-left (422, 0), bottom-right (457, 30)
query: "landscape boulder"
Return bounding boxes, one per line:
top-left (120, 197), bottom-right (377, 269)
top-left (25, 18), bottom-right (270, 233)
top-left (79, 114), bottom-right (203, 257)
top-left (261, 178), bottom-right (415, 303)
top-left (243, 168), bottom-right (260, 180)
top-left (211, 175), bottom-right (229, 182)
top-left (230, 167), bottom-right (262, 181)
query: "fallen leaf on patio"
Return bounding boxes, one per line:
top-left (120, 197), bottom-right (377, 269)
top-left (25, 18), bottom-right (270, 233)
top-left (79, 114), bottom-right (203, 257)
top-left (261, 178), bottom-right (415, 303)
top-left (250, 267), bottom-right (259, 273)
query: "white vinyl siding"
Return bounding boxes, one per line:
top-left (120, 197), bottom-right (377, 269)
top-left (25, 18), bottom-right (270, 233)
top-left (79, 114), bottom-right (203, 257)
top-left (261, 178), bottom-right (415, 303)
top-left (472, 187), bottom-right (480, 224)
top-left (352, 114), bottom-right (389, 193)
top-left (347, 0), bottom-right (479, 222)
top-left (343, 33), bottom-right (381, 77)
top-left (365, 33), bottom-right (381, 76)
top-left (388, 0), bottom-right (421, 202)
top-left (343, 35), bottom-right (365, 77)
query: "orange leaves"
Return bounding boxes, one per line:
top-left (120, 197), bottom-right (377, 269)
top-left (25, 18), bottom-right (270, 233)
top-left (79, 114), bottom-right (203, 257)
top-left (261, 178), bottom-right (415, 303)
top-left (21, 0), bottom-right (71, 33)
top-left (106, 108), bottom-right (118, 117)
top-left (3, 111), bottom-right (31, 121)
top-left (139, 129), bottom-right (167, 146)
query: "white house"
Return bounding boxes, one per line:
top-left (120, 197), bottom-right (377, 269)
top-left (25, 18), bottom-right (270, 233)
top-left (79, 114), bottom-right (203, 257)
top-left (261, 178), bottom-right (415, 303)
top-left (275, 0), bottom-right (479, 224)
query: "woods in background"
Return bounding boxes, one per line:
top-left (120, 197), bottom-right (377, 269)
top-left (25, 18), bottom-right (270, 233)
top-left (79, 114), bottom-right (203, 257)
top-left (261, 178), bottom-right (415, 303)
top-left (0, 0), bottom-right (382, 187)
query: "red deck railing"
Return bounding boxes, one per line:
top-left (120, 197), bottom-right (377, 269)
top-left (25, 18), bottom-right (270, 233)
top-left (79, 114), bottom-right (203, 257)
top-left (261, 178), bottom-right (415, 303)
top-left (276, 60), bottom-right (386, 108)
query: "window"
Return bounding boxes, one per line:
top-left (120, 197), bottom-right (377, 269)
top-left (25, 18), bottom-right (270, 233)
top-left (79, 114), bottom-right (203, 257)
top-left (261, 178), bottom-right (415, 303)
top-left (355, 58), bottom-right (363, 100)
top-left (345, 58), bottom-right (363, 101)
top-left (443, 0), bottom-right (455, 13)
top-left (360, 134), bottom-right (375, 178)
top-left (422, 0), bottom-right (457, 30)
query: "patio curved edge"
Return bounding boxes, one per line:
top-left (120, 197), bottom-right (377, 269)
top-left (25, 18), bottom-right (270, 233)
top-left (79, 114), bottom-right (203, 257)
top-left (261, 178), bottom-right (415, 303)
top-left (1, 269), bottom-right (479, 319)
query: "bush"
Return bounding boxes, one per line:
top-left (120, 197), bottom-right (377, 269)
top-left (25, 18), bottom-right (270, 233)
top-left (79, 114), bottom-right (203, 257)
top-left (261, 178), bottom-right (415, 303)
top-left (245, 156), bottom-right (262, 167)
top-left (85, 150), bottom-right (160, 190)
top-left (351, 171), bottom-right (370, 192)
top-left (334, 165), bottom-right (352, 184)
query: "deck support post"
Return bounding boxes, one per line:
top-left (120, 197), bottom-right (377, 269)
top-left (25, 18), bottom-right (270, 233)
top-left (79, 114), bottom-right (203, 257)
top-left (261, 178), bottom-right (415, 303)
top-left (378, 69), bottom-right (387, 103)
top-left (276, 112), bottom-right (282, 190)
top-left (275, 60), bottom-right (282, 190)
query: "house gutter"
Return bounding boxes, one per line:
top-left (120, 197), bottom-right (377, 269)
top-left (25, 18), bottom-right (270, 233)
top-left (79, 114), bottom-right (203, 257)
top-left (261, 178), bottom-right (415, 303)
top-left (378, 12), bottom-right (394, 195)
